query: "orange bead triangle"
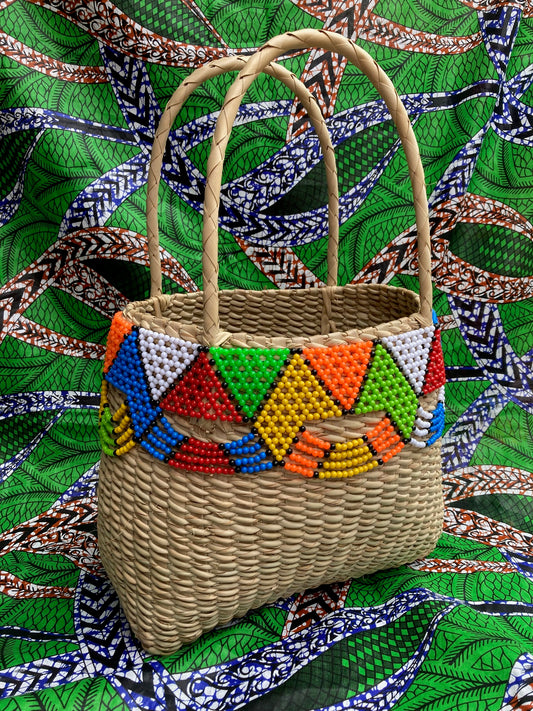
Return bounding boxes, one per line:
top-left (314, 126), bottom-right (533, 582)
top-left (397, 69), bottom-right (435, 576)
top-left (422, 330), bottom-right (446, 394)
top-left (302, 341), bottom-right (374, 410)
top-left (160, 351), bottom-right (243, 422)
top-left (103, 312), bottom-right (133, 373)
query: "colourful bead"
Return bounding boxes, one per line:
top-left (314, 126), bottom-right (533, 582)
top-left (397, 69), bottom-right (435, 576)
top-left (103, 312), bottom-right (133, 374)
top-left (255, 353), bottom-right (343, 459)
top-left (210, 347), bottom-right (289, 418)
top-left (102, 318), bottom-right (445, 476)
top-left (160, 351), bottom-right (243, 423)
top-left (422, 330), bottom-right (446, 395)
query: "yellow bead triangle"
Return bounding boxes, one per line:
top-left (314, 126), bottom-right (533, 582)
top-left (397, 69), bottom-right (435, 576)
top-left (255, 353), bottom-right (343, 460)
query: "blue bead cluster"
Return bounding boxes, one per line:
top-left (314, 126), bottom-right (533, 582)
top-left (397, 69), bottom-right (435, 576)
top-left (427, 401), bottom-right (445, 446)
top-left (106, 330), bottom-right (161, 437)
top-left (220, 433), bottom-right (273, 473)
top-left (239, 461), bottom-right (274, 473)
top-left (139, 417), bottom-right (187, 461)
top-left (140, 438), bottom-right (167, 461)
top-left (156, 417), bottom-right (185, 447)
top-left (222, 433), bottom-right (256, 452)
top-left (233, 451), bottom-right (270, 473)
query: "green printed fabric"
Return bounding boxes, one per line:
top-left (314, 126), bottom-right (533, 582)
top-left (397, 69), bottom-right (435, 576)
top-left (0, 0), bottom-right (533, 709)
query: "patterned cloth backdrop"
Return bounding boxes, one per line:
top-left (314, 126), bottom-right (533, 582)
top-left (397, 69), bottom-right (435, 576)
top-left (0, 0), bottom-right (532, 709)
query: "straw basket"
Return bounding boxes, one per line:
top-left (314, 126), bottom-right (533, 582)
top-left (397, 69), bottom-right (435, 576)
top-left (97, 29), bottom-right (445, 655)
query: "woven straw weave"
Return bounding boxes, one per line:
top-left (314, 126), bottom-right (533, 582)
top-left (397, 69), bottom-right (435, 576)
top-left (98, 31), bottom-right (444, 655)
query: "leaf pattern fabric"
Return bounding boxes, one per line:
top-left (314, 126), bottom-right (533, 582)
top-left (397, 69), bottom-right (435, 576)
top-left (0, 0), bottom-right (533, 709)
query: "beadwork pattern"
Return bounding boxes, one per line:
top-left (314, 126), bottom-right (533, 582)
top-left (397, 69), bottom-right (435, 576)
top-left (410, 386), bottom-right (446, 449)
top-left (302, 341), bottom-right (373, 410)
top-left (254, 352), bottom-right (344, 461)
top-left (160, 351), bottom-right (243, 422)
top-left (210, 347), bottom-right (289, 418)
top-left (99, 312), bottom-right (446, 479)
top-left (138, 328), bottom-right (198, 401)
top-left (103, 312), bottom-right (133, 374)
top-left (381, 326), bottom-right (433, 395)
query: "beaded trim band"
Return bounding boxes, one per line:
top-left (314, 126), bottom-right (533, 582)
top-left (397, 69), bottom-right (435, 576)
top-left (99, 311), bottom-right (446, 479)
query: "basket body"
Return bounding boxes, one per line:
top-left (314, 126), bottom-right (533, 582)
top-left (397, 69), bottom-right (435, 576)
top-left (98, 284), bottom-right (445, 654)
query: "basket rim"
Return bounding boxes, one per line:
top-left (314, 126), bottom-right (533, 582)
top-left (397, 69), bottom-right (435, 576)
top-left (122, 283), bottom-right (431, 349)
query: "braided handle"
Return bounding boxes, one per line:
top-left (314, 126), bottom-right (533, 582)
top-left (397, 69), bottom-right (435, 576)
top-left (147, 55), bottom-right (340, 306)
top-left (202, 29), bottom-right (433, 344)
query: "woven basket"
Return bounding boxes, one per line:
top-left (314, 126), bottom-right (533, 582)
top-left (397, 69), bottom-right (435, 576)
top-left (97, 30), bottom-right (445, 655)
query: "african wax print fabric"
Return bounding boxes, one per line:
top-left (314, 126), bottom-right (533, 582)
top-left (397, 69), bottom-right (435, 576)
top-left (0, 1), bottom-right (532, 709)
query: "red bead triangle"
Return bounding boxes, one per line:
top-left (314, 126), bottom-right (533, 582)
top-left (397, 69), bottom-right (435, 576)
top-left (160, 352), bottom-right (243, 422)
top-left (422, 329), bottom-right (446, 394)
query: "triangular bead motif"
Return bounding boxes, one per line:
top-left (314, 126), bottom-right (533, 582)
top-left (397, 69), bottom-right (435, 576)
top-left (105, 329), bottom-right (161, 438)
top-left (210, 347), bottom-right (289, 418)
top-left (160, 351), bottom-right (243, 422)
top-left (381, 326), bottom-right (434, 395)
top-left (303, 341), bottom-right (374, 410)
top-left (138, 328), bottom-right (199, 402)
top-left (423, 329), bottom-right (446, 394)
top-left (255, 353), bottom-right (343, 460)
top-left (354, 343), bottom-right (418, 439)
top-left (103, 312), bottom-right (133, 373)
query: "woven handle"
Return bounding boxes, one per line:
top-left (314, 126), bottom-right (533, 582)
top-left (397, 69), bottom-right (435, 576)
top-left (203, 29), bottom-right (433, 344)
top-left (147, 55), bottom-right (340, 305)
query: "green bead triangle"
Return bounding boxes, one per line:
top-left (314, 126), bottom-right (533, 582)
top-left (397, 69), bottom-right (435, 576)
top-left (210, 347), bottom-right (290, 418)
top-left (354, 343), bottom-right (418, 438)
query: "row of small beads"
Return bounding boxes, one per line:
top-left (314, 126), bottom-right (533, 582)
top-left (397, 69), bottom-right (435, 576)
top-left (281, 416), bottom-right (407, 479)
top-left (137, 422), bottom-right (185, 462)
top-left (427, 401), bottom-right (445, 446)
top-left (283, 434), bottom-right (379, 479)
top-left (364, 416), bottom-right (406, 464)
top-left (410, 391), bottom-right (445, 448)
top-left (168, 438), bottom-right (234, 475)
top-left (98, 381), bottom-right (136, 456)
top-left (164, 432), bottom-right (274, 475)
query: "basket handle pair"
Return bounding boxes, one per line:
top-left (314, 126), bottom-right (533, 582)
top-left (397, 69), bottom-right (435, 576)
top-left (147, 53), bottom-right (340, 300)
top-left (147, 29), bottom-right (433, 345)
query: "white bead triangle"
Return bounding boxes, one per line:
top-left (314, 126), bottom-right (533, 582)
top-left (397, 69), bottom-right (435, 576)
top-left (138, 328), bottom-right (199, 402)
top-left (382, 326), bottom-right (434, 395)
